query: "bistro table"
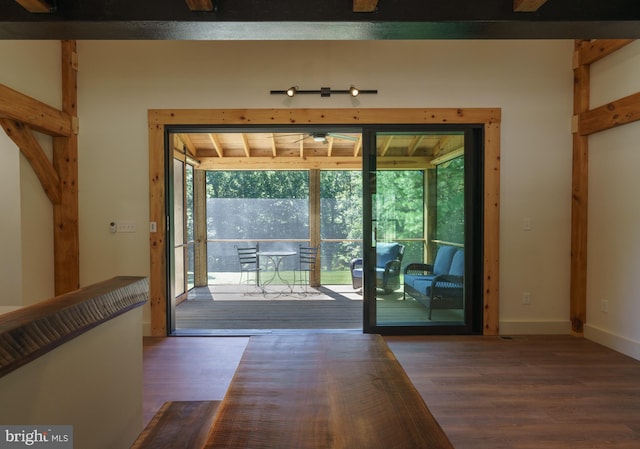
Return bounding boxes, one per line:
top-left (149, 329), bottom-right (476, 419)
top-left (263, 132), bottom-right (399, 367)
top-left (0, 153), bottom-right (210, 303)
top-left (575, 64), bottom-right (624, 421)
top-left (256, 251), bottom-right (296, 292)
top-left (203, 333), bottom-right (454, 449)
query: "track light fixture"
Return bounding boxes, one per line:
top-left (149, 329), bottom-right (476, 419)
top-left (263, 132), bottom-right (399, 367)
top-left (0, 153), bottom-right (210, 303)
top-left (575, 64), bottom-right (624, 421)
top-left (271, 86), bottom-right (377, 98)
top-left (286, 86), bottom-right (297, 97)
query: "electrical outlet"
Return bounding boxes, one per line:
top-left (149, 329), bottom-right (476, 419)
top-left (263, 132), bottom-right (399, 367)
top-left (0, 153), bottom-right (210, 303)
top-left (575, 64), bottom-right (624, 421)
top-left (601, 299), bottom-right (609, 313)
top-left (522, 292), bottom-right (531, 305)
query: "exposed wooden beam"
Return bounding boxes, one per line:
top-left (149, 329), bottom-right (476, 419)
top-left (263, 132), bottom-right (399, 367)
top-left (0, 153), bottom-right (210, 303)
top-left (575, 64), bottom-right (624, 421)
top-left (574, 39), bottom-right (635, 67)
top-left (0, 118), bottom-right (61, 204)
top-left (380, 136), bottom-right (393, 157)
top-left (240, 133), bottom-right (250, 157)
top-left (513, 0), bottom-right (547, 12)
top-left (578, 91), bottom-right (640, 136)
top-left (196, 156), bottom-right (434, 171)
top-left (570, 40), bottom-right (590, 336)
top-left (177, 133), bottom-right (198, 158)
top-left (185, 0), bottom-right (215, 12)
top-left (353, 136), bottom-right (362, 157)
top-left (407, 136), bottom-right (423, 157)
top-left (430, 147), bottom-right (464, 166)
top-left (270, 133), bottom-right (277, 157)
top-left (327, 136), bottom-right (334, 157)
top-left (0, 83), bottom-right (72, 137)
top-left (53, 39), bottom-right (80, 295)
top-left (208, 133), bottom-right (224, 158)
top-left (15, 0), bottom-right (52, 13)
top-left (353, 0), bottom-right (378, 13)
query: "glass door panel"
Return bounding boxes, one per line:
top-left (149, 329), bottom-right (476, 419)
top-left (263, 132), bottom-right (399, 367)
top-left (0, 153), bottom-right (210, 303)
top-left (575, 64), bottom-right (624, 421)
top-left (364, 128), bottom-right (480, 334)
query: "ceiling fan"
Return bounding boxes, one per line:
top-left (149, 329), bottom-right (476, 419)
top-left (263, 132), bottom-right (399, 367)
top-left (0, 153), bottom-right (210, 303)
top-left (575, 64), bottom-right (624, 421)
top-left (291, 132), bottom-right (360, 144)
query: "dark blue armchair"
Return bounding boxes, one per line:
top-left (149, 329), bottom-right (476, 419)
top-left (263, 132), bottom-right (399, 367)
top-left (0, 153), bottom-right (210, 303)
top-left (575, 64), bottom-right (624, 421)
top-left (350, 242), bottom-right (405, 294)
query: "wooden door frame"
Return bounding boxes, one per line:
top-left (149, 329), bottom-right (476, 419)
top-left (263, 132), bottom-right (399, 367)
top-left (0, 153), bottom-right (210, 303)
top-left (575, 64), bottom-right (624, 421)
top-left (148, 108), bottom-right (501, 336)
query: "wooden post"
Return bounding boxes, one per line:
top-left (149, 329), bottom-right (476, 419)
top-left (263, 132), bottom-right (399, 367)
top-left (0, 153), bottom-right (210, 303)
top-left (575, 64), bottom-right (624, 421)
top-left (194, 169), bottom-right (208, 287)
top-left (425, 168), bottom-right (437, 263)
top-left (52, 40), bottom-right (79, 295)
top-left (309, 169), bottom-right (321, 286)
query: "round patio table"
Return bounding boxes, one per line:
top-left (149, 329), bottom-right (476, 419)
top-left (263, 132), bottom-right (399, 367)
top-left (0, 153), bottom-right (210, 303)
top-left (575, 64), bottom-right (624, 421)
top-left (256, 251), bottom-right (296, 292)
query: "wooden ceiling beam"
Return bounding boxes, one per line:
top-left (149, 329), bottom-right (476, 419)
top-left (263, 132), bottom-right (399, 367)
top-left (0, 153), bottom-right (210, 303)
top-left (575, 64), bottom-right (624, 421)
top-left (240, 133), bottom-right (251, 157)
top-left (353, 136), bottom-right (362, 157)
top-left (353, 0), bottom-right (378, 13)
top-left (208, 133), bottom-right (224, 158)
top-left (513, 0), bottom-right (547, 12)
top-left (380, 136), bottom-right (393, 157)
top-left (270, 133), bottom-right (277, 157)
top-left (15, 0), bottom-right (53, 13)
top-left (196, 156), bottom-right (432, 171)
top-left (185, 0), bottom-right (215, 12)
top-left (327, 136), bottom-right (334, 157)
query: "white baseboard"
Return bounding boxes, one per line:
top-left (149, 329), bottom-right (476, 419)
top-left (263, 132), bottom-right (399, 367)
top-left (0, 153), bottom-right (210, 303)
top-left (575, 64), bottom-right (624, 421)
top-left (584, 324), bottom-right (640, 362)
top-left (499, 320), bottom-right (572, 335)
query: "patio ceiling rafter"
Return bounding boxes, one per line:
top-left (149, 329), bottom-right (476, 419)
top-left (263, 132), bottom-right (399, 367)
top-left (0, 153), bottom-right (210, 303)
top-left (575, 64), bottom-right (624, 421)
top-left (148, 107), bottom-right (501, 336)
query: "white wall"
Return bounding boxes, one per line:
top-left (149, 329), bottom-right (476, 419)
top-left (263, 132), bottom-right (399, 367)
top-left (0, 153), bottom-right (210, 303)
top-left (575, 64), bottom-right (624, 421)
top-left (0, 308), bottom-right (144, 449)
top-left (75, 40), bottom-right (574, 335)
top-left (0, 41), bottom-right (60, 306)
top-left (586, 41), bottom-right (640, 359)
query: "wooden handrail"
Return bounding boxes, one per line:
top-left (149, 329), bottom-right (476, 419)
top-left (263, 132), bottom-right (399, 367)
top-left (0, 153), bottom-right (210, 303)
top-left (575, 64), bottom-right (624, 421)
top-left (0, 276), bottom-right (148, 378)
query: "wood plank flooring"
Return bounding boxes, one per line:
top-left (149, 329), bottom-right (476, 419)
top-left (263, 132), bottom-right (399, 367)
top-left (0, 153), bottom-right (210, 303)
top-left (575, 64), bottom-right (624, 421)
top-left (143, 334), bottom-right (640, 448)
top-left (175, 285), bottom-right (462, 331)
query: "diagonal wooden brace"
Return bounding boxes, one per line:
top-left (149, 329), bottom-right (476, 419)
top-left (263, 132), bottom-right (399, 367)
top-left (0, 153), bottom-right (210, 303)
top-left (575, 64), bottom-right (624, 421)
top-left (0, 118), bottom-right (62, 204)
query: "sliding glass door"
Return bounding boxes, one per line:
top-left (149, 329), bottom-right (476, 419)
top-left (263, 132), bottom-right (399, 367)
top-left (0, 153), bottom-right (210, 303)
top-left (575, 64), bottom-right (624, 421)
top-left (363, 126), bottom-right (483, 334)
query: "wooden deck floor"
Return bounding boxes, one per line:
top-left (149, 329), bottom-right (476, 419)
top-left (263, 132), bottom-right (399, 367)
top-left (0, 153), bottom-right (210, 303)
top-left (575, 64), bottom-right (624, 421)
top-left (175, 284), bottom-right (463, 332)
top-left (143, 334), bottom-right (640, 448)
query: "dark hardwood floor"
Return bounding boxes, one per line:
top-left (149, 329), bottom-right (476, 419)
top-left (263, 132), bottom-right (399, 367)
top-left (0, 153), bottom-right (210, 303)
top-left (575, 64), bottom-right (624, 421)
top-left (143, 334), bottom-right (640, 448)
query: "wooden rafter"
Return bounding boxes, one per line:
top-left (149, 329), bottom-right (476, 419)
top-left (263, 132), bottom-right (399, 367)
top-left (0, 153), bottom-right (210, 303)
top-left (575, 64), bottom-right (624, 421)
top-left (177, 133), bottom-right (198, 158)
top-left (407, 136), bottom-right (423, 156)
top-left (240, 133), bottom-right (250, 157)
top-left (270, 133), bottom-right (277, 157)
top-left (353, 0), bottom-right (378, 12)
top-left (15, 0), bottom-right (52, 13)
top-left (185, 0), bottom-right (214, 12)
top-left (208, 133), bottom-right (224, 158)
top-left (353, 136), bottom-right (362, 157)
top-left (0, 118), bottom-right (61, 204)
top-left (380, 136), bottom-right (393, 157)
top-left (513, 0), bottom-right (548, 12)
top-left (327, 136), bottom-right (334, 157)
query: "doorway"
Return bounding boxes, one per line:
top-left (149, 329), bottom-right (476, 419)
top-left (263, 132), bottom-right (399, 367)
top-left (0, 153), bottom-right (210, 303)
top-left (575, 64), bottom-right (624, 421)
top-left (148, 108), bottom-right (501, 336)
